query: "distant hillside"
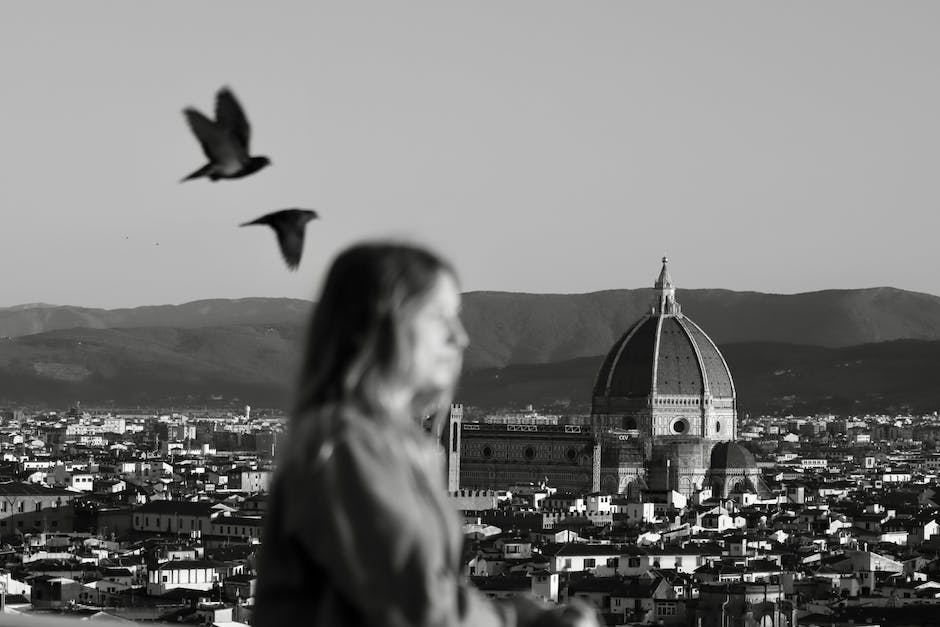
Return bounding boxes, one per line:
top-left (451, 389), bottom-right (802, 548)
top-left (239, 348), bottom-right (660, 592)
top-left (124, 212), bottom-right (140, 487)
top-left (0, 298), bottom-right (310, 339)
top-left (1, 322), bottom-right (939, 415)
top-left (458, 340), bottom-right (940, 416)
top-left (4, 288), bottom-right (940, 371)
top-left (459, 287), bottom-right (940, 369)
top-left (0, 325), bottom-right (300, 408)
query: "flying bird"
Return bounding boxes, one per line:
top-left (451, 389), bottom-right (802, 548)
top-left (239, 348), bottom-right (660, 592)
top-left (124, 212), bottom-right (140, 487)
top-left (181, 87), bottom-right (271, 182)
top-left (241, 209), bottom-right (319, 270)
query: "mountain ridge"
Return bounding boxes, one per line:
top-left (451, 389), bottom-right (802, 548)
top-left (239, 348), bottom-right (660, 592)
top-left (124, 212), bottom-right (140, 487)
top-left (2, 323), bottom-right (938, 415)
top-left (4, 288), bottom-right (940, 370)
top-left (2, 287), bottom-right (940, 411)
top-left (458, 338), bottom-right (940, 416)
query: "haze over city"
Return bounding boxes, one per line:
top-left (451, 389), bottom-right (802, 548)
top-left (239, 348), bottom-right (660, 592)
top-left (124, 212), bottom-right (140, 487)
top-left (2, 1), bottom-right (939, 308)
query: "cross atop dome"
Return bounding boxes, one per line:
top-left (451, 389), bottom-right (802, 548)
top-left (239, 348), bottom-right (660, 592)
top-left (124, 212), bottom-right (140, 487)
top-left (654, 255), bottom-right (681, 316)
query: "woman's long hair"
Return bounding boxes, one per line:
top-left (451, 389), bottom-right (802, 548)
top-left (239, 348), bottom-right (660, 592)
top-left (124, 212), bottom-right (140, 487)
top-left (294, 241), bottom-right (459, 429)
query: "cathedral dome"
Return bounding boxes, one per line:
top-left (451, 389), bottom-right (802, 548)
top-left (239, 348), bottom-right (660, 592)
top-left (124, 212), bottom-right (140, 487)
top-left (709, 441), bottom-right (757, 471)
top-left (707, 441), bottom-right (771, 499)
top-left (592, 258), bottom-right (735, 401)
top-left (593, 257), bottom-right (740, 496)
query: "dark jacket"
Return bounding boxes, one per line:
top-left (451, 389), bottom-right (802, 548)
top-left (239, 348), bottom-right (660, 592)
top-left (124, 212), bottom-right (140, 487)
top-left (254, 404), bottom-right (517, 626)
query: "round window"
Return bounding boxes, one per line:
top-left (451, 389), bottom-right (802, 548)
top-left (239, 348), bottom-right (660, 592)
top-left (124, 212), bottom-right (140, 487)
top-left (524, 446), bottom-right (535, 460)
top-left (566, 448), bottom-right (577, 462)
top-left (672, 420), bottom-right (687, 434)
top-left (715, 421), bottom-right (721, 433)
top-left (482, 446), bottom-right (492, 458)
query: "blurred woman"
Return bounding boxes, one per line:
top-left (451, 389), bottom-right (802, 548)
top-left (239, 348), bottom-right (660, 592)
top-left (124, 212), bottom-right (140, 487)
top-left (255, 241), bottom-right (597, 627)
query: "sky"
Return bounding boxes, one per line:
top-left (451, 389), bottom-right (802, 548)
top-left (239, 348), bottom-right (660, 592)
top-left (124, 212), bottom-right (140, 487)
top-left (1, 1), bottom-right (938, 308)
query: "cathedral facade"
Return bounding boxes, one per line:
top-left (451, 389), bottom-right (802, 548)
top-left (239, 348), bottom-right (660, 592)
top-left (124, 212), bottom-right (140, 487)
top-left (452, 258), bottom-right (750, 498)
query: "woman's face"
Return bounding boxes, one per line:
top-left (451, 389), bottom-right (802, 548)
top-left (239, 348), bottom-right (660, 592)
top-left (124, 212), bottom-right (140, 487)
top-left (406, 271), bottom-right (469, 395)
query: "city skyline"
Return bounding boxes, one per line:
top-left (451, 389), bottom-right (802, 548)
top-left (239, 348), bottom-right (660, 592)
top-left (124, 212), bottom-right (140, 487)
top-left (3, 2), bottom-right (940, 308)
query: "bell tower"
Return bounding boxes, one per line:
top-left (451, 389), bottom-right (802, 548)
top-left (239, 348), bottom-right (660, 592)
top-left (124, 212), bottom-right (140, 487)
top-left (445, 404), bottom-right (463, 492)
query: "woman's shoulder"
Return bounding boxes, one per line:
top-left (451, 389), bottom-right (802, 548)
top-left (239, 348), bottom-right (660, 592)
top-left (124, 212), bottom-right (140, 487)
top-left (285, 403), bottom-right (400, 466)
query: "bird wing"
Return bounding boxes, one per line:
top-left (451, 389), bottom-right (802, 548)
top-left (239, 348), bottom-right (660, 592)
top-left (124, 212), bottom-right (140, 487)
top-left (240, 215), bottom-right (268, 227)
top-left (274, 222), bottom-right (306, 271)
top-left (215, 87), bottom-right (252, 151)
top-left (240, 209), bottom-right (316, 269)
top-left (184, 108), bottom-right (247, 167)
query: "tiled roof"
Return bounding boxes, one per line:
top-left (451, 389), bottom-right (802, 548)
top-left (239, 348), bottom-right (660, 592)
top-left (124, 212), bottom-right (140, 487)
top-left (646, 545), bottom-right (715, 556)
top-left (154, 559), bottom-right (230, 571)
top-left (205, 545), bottom-right (256, 562)
top-left (568, 576), bottom-right (623, 594)
top-left (137, 500), bottom-right (213, 516)
top-left (157, 587), bottom-right (209, 601)
top-left (545, 543), bottom-right (624, 557)
top-left (470, 575), bottom-right (530, 592)
top-left (744, 559), bottom-right (783, 572)
top-left (101, 567), bottom-right (134, 577)
top-left (213, 516), bottom-right (265, 527)
top-left (224, 574), bottom-right (256, 584)
top-left (611, 578), bottom-right (664, 598)
top-left (0, 481), bottom-right (75, 496)
top-left (25, 560), bottom-right (98, 573)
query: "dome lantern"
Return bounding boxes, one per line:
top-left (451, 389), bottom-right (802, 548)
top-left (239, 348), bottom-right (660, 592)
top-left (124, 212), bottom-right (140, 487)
top-left (654, 255), bottom-right (681, 316)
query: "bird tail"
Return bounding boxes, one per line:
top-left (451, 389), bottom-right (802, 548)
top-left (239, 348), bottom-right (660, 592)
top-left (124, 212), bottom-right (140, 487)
top-left (180, 164), bottom-right (213, 183)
